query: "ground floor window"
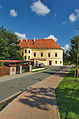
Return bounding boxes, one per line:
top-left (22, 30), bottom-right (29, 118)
top-left (55, 61), bottom-right (57, 64)
top-left (28, 56), bottom-right (30, 59)
top-left (49, 61), bottom-right (52, 65)
top-left (60, 61), bottom-right (62, 64)
top-left (25, 56), bottom-right (27, 60)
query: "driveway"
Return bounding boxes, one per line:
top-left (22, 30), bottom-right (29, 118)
top-left (0, 66), bottom-right (65, 101)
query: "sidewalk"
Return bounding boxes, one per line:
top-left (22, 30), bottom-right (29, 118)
top-left (0, 66), bottom-right (71, 119)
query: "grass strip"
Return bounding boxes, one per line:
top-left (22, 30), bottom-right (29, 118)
top-left (32, 68), bottom-right (48, 72)
top-left (0, 93), bottom-right (22, 111)
top-left (55, 67), bottom-right (79, 119)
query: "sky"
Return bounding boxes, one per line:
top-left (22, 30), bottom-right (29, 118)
top-left (0, 0), bottom-right (79, 51)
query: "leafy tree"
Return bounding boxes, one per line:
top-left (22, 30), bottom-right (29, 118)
top-left (63, 50), bottom-right (70, 64)
top-left (68, 35), bottom-right (79, 64)
top-left (0, 26), bottom-right (23, 60)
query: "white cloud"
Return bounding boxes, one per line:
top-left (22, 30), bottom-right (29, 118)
top-left (10, 9), bottom-right (18, 17)
top-left (30, 0), bottom-right (50, 16)
top-left (62, 44), bottom-right (69, 51)
top-left (45, 35), bottom-right (58, 42)
top-left (15, 32), bottom-right (27, 39)
top-left (69, 13), bottom-right (77, 23)
top-left (69, 8), bottom-right (79, 23)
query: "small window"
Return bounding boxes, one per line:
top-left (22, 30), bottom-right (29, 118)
top-left (28, 56), bottom-right (30, 59)
top-left (34, 53), bottom-right (36, 57)
top-left (25, 50), bottom-right (27, 53)
top-left (22, 51), bottom-right (24, 56)
top-left (55, 61), bottom-right (57, 64)
top-left (60, 61), bottom-right (62, 64)
top-left (48, 53), bottom-right (50, 57)
top-left (55, 53), bottom-right (57, 57)
top-left (41, 53), bottom-right (43, 57)
top-left (25, 56), bottom-right (26, 60)
top-left (28, 50), bottom-right (30, 53)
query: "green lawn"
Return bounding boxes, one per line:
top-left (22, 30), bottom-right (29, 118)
top-left (55, 67), bottom-right (79, 119)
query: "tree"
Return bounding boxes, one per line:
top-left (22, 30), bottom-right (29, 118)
top-left (63, 50), bottom-right (70, 64)
top-left (69, 35), bottom-right (79, 64)
top-left (0, 26), bottom-right (23, 60)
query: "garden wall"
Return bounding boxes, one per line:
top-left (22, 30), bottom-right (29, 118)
top-left (0, 67), bottom-right (10, 77)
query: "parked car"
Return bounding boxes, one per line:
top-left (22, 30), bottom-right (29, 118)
top-left (39, 63), bottom-right (45, 68)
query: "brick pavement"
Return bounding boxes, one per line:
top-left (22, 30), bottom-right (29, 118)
top-left (0, 66), bottom-right (71, 119)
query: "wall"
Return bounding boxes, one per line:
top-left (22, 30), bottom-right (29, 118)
top-left (0, 67), bottom-right (10, 77)
top-left (21, 48), bottom-right (63, 66)
top-left (21, 48), bottom-right (32, 60)
top-left (32, 49), bottom-right (63, 66)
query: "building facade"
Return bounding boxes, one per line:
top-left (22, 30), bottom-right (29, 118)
top-left (18, 39), bottom-right (63, 66)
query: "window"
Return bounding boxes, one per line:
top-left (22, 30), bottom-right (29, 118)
top-left (25, 56), bottom-right (26, 60)
top-left (25, 50), bottom-right (27, 53)
top-left (28, 50), bottom-right (30, 53)
top-left (55, 53), bottom-right (57, 57)
top-left (22, 51), bottom-right (24, 56)
top-left (55, 61), bottom-right (57, 64)
top-left (48, 53), bottom-right (50, 57)
top-left (28, 56), bottom-right (30, 59)
top-left (60, 61), bottom-right (62, 64)
top-left (34, 53), bottom-right (36, 57)
top-left (41, 53), bottom-right (43, 57)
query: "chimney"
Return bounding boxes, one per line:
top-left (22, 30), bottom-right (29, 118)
top-left (25, 39), bottom-right (28, 42)
top-left (20, 38), bottom-right (23, 42)
top-left (34, 37), bottom-right (36, 42)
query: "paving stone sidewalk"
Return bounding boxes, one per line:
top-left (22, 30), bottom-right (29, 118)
top-left (0, 66), bottom-right (71, 119)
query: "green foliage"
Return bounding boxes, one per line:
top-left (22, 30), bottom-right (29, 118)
top-left (0, 61), bottom-right (4, 67)
top-left (55, 67), bottom-right (79, 119)
top-left (68, 35), bottom-right (79, 64)
top-left (0, 26), bottom-right (23, 60)
top-left (63, 51), bottom-right (70, 65)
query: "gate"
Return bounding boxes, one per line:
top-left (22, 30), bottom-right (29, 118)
top-left (22, 64), bottom-right (29, 73)
top-left (16, 64), bottom-right (20, 74)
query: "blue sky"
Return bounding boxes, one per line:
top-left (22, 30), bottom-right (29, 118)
top-left (0, 0), bottom-right (79, 50)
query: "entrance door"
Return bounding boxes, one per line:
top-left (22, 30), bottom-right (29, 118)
top-left (49, 61), bottom-right (52, 65)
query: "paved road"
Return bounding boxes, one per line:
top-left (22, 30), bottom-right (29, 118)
top-left (0, 66), bottom-right (65, 101)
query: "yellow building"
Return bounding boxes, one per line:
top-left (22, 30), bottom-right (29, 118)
top-left (18, 39), bottom-right (63, 66)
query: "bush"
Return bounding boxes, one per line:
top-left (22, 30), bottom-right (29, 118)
top-left (0, 61), bottom-right (4, 67)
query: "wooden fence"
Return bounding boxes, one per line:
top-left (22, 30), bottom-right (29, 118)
top-left (0, 67), bottom-right (10, 77)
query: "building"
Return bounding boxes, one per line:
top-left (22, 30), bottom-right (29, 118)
top-left (18, 39), bottom-right (63, 66)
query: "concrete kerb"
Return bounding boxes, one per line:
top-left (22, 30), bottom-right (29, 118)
top-left (0, 89), bottom-right (26, 112)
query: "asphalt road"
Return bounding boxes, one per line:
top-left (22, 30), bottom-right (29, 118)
top-left (0, 66), bottom-right (65, 101)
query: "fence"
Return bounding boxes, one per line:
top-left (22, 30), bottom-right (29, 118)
top-left (0, 67), bottom-right (10, 77)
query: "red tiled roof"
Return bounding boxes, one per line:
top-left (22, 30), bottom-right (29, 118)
top-left (18, 39), bottom-right (62, 49)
